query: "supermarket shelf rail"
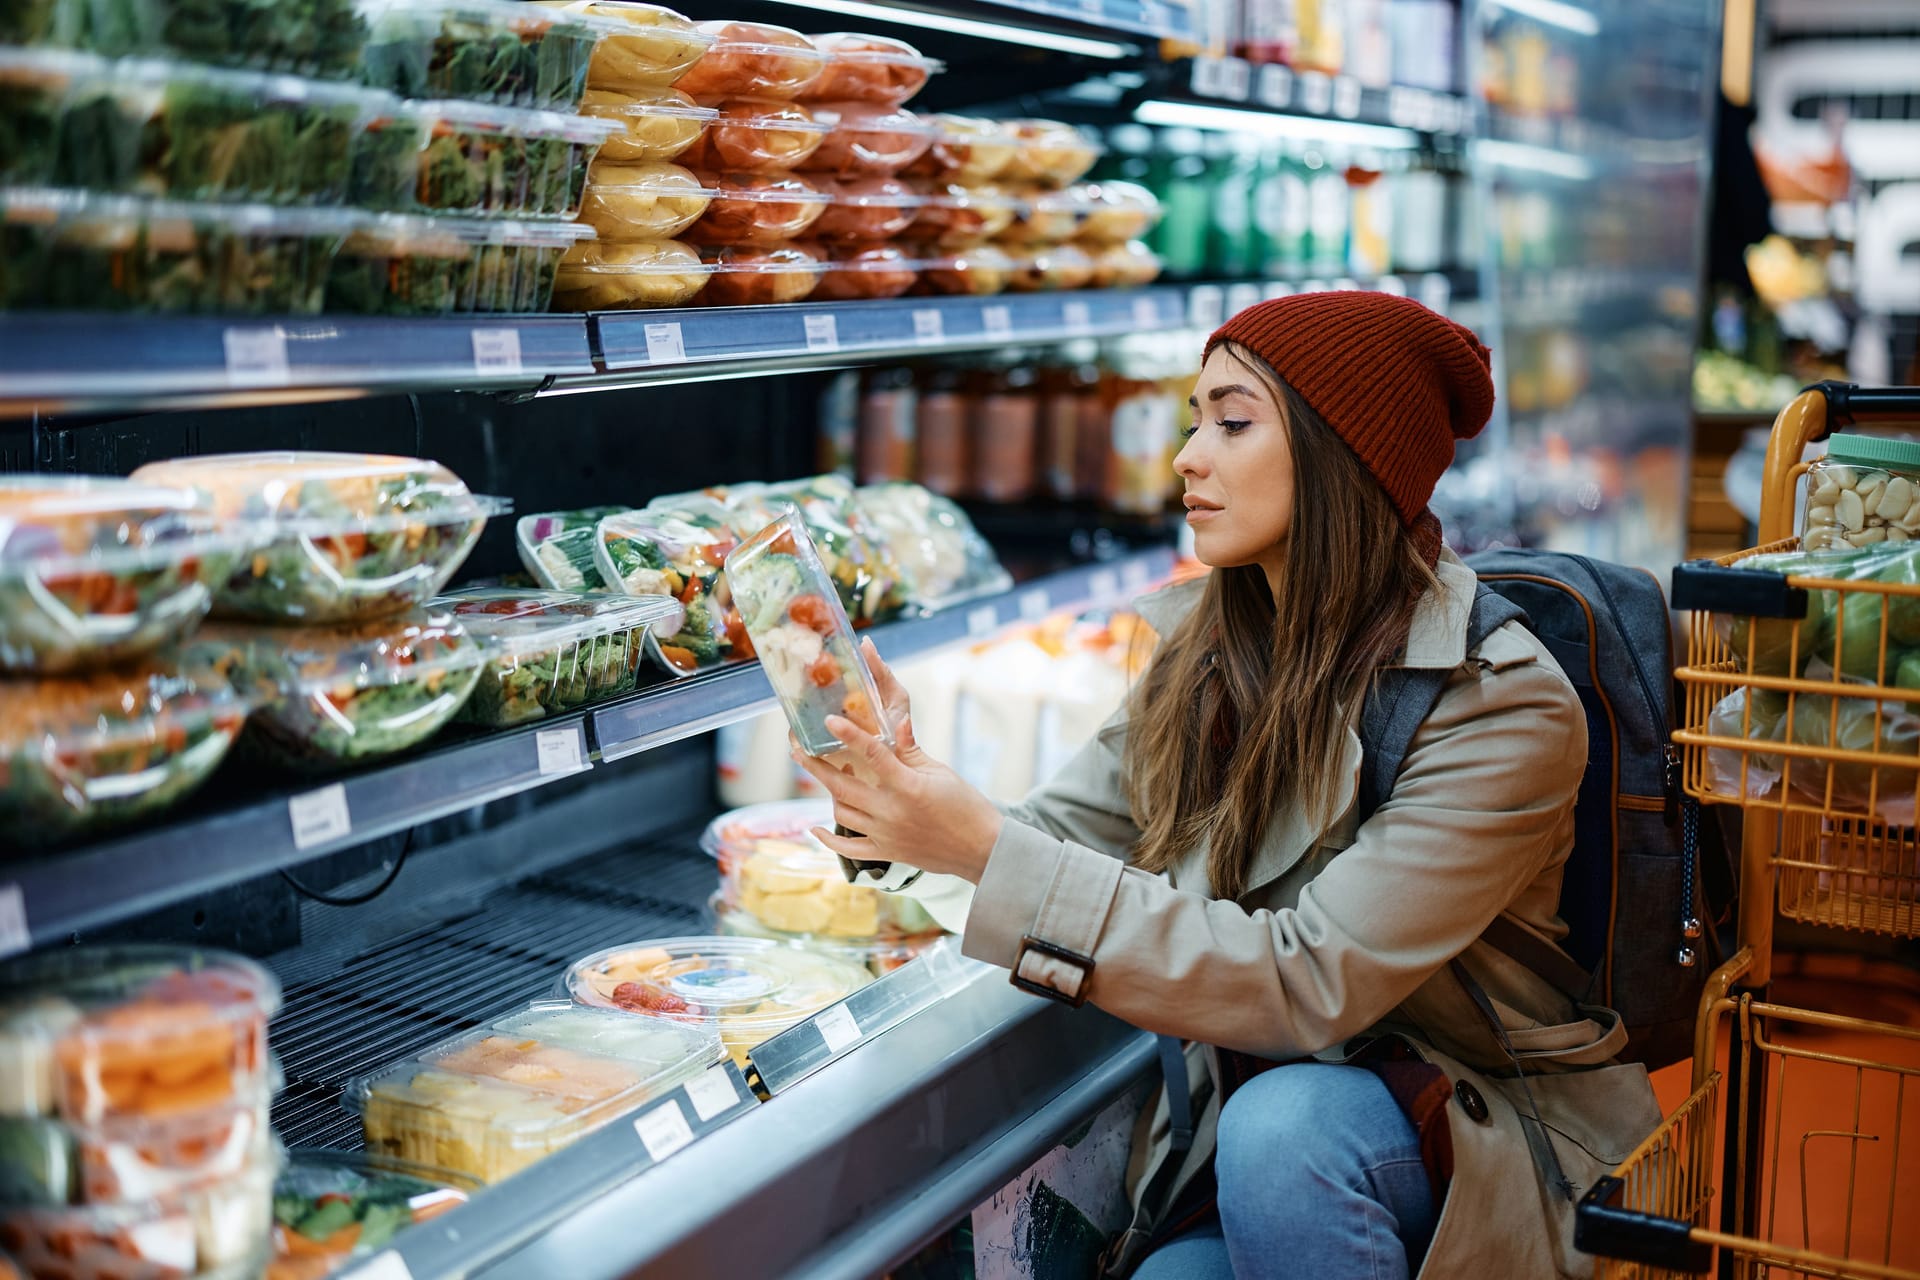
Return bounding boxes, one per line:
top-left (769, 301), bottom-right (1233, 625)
top-left (1156, 56), bottom-right (1473, 136)
top-left (0, 548), bottom-right (1175, 954)
top-left (969, 0), bottom-right (1196, 43)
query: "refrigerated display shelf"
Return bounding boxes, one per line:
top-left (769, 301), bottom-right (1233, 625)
top-left (0, 548), bottom-right (1175, 953)
top-left (1159, 56), bottom-right (1473, 136)
top-left (972, 0), bottom-right (1196, 41)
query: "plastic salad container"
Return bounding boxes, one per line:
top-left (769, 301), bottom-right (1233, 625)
top-left (0, 656), bottom-right (249, 844)
top-left (577, 159), bottom-right (711, 240)
top-left (357, 0), bottom-right (620, 111)
top-left (592, 505), bottom-right (742, 676)
top-left (672, 21), bottom-right (825, 102)
top-left (130, 451), bottom-right (500, 623)
top-left (680, 96), bottom-right (829, 173)
top-left (566, 937), bottom-right (871, 1067)
top-left (903, 180), bottom-right (1017, 249)
top-left (684, 170), bottom-right (829, 247)
top-left (810, 175), bottom-right (922, 242)
top-left (1076, 179), bottom-right (1162, 245)
top-left (913, 243), bottom-right (1013, 296)
top-left (75, 1089), bottom-right (273, 1204)
top-left (724, 512), bottom-right (893, 756)
top-left (0, 476), bottom-right (242, 675)
top-left (1801, 434), bottom-right (1920, 552)
top-left (855, 481), bottom-right (1011, 610)
top-left (0, 946), bottom-right (279, 1127)
top-left (434, 586), bottom-right (682, 725)
top-left (409, 99), bottom-right (617, 217)
top-left (0, 188), bottom-right (353, 314)
top-left (195, 607), bottom-right (484, 771)
top-left (271, 1150), bottom-right (473, 1278)
top-left (724, 475), bottom-right (907, 627)
top-left (799, 33), bottom-right (940, 107)
top-left (514, 506), bottom-right (631, 590)
top-left (348, 1004), bottom-right (719, 1183)
top-left (900, 114), bottom-right (1015, 185)
top-left (799, 101), bottom-right (935, 178)
top-left (558, 1), bottom-right (713, 92)
top-left (1, 0), bottom-right (368, 76)
top-left (694, 243), bottom-right (825, 306)
top-left (578, 84), bottom-right (713, 163)
top-left (346, 99), bottom-right (432, 210)
top-left (0, 1155), bottom-right (275, 1277)
top-left (549, 237), bottom-right (710, 310)
top-left (804, 241), bottom-right (917, 301)
top-left (998, 119), bottom-right (1102, 187)
top-left (326, 214), bottom-right (593, 314)
top-left (1000, 185), bottom-right (1087, 246)
top-left (0, 50), bottom-right (397, 206)
top-left (1089, 238), bottom-right (1163, 288)
top-left (1007, 242), bottom-right (1094, 292)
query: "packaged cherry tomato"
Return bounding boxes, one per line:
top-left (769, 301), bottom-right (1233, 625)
top-left (803, 241), bottom-right (918, 301)
top-left (672, 21), bottom-right (826, 101)
top-left (680, 97), bottom-right (831, 172)
top-left (685, 170), bottom-right (830, 246)
top-left (800, 101), bottom-right (935, 177)
top-left (799, 33), bottom-right (942, 107)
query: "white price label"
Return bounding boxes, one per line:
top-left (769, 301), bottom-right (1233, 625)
top-left (288, 784), bottom-right (351, 852)
top-left (1019, 589), bottom-right (1050, 622)
top-left (535, 727), bottom-right (585, 776)
top-left (0, 885), bottom-right (29, 959)
top-left (1188, 285), bottom-right (1225, 331)
top-left (911, 309), bottom-right (944, 345)
top-left (470, 327), bottom-right (523, 375)
top-left (966, 604), bottom-right (999, 637)
top-left (815, 1004), bottom-right (862, 1054)
top-left (803, 313), bottom-right (839, 352)
top-left (348, 1253), bottom-right (414, 1280)
top-left (1332, 75), bottom-right (1362, 118)
top-left (222, 326), bottom-right (290, 387)
top-left (1122, 559), bottom-right (1152, 591)
top-left (1132, 297), bottom-right (1160, 330)
top-left (982, 304), bottom-right (1013, 338)
top-left (1190, 55), bottom-right (1226, 96)
top-left (684, 1065), bottom-right (741, 1122)
top-left (643, 322), bottom-right (686, 365)
top-left (1218, 56), bottom-right (1251, 100)
top-left (1062, 300), bottom-right (1092, 333)
top-left (1255, 63), bottom-right (1293, 109)
top-left (1298, 72), bottom-right (1333, 115)
top-left (1226, 284), bottom-right (1261, 317)
top-left (1090, 568), bottom-right (1121, 602)
top-left (633, 1100), bottom-right (695, 1162)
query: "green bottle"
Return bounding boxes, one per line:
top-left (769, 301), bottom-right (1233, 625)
top-left (1153, 128), bottom-right (1212, 281)
top-left (1208, 133), bottom-right (1262, 279)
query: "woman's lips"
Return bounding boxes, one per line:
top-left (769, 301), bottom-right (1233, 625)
top-left (1183, 496), bottom-right (1222, 524)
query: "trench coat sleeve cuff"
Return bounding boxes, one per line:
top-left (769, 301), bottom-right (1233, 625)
top-left (962, 819), bottom-right (1124, 1003)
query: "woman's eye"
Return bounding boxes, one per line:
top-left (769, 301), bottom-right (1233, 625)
top-left (1180, 423), bottom-right (1200, 440)
top-left (1219, 419), bottom-right (1251, 435)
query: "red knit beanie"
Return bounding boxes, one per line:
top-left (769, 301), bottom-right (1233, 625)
top-left (1204, 292), bottom-right (1494, 544)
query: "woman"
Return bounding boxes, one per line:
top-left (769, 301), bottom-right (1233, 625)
top-left (795, 293), bottom-right (1661, 1279)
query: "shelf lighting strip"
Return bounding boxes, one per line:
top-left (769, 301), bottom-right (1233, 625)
top-left (749, 0), bottom-right (1138, 58)
top-left (1132, 99), bottom-right (1423, 148)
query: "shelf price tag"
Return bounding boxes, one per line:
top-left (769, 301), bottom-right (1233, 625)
top-left (911, 309), bottom-right (944, 345)
top-left (684, 1064), bottom-right (742, 1122)
top-left (1090, 568), bottom-right (1121, 602)
top-left (803, 313), bottom-right (839, 353)
top-left (1255, 63), bottom-right (1293, 109)
top-left (222, 326), bottom-right (290, 387)
top-left (288, 784), bottom-right (351, 852)
top-left (982, 305), bottom-right (1013, 339)
top-left (1297, 71), bottom-right (1332, 115)
top-left (966, 604), bottom-right (999, 637)
top-left (0, 885), bottom-right (29, 960)
top-left (535, 727), bottom-right (586, 776)
top-left (1019, 589), bottom-right (1051, 622)
top-left (815, 1004), bottom-right (862, 1054)
top-left (633, 1099), bottom-right (695, 1162)
top-left (1131, 297), bottom-right (1161, 330)
top-left (1332, 75), bottom-right (1362, 118)
top-left (470, 327), bottom-right (523, 375)
top-left (643, 322), bottom-right (687, 365)
top-left (1062, 299), bottom-right (1092, 333)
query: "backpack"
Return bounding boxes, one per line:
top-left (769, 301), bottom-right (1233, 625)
top-left (1356, 548), bottom-right (1708, 1070)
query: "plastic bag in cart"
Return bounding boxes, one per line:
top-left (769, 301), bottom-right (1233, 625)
top-left (1707, 669), bottom-right (1920, 825)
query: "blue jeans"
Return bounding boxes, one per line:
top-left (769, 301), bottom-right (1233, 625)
top-left (1132, 1063), bottom-right (1438, 1280)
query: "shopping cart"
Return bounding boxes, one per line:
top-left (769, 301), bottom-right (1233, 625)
top-left (1577, 383), bottom-right (1920, 1280)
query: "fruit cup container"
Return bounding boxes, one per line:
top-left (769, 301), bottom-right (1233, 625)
top-left (683, 170), bottom-right (829, 247)
top-left (577, 159), bottom-right (712, 240)
top-left (577, 83), bottom-right (714, 163)
top-left (798, 32), bottom-right (940, 107)
top-left (672, 21), bottom-right (825, 102)
top-left (548, 237), bottom-right (711, 309)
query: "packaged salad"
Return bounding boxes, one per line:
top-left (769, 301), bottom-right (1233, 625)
top-left (912, 243), bottom-right (1013, 296)
top-left (357, 0), bottom-right (620, 111)
top-left (349, 1004), bottom-right (719, 1183)
top-left (684, 170), bottom-right (829, 248)
top-left (803, 241), bottom-right (917, 301)
top-left (798, 33), bottom-right (940, 107)
top-left (680, 96), bottom-right (830, 173)
top-left (672, 21), bottom-right (825, 102)
top-left (514, 506), bottom-right (631, 590)
top-left (555, 1), bottom-right (713, 92)
top-left (0, 476), bottom-right (244, 676)
top-left (566, 937), bottom-right (871, 1068)
top-left (799, 101), bottom-right (935, 178)
top-left (5, 0), bottom-right (368, 76)
top-left (725, 475), bottom-right (907, 627)
top-left (434, 586), bottom-right (682, 725)
top-left (592, 505), bottom-right (741, 676)
top-left (1, 1156), bottom-right (276, 1278)
top-left (268, 1150), bottom-right (473, 1280)
top-left (346, 100), bottom-right (430, 210)
top-left (855, 481), bottom-right (1011, 610)
top-left (577, 159), bottom-right (711, 241)
top-left (549, 236), bottom-right (711, 309)
top-left (724, 512), bottom-right (893, 756)
top-left (900, 114), bottom-right (1015, 185)
top-left (325, 214), bottom-right (593, 314)
top-left (195, 607), bottom-right (485, 771)
top-left (810, 175), bottom-right (922, 243)
top-left (409, 99), bottom-right (618, 218)
top-left (130, 452), bottom-right (501, 623)
top-left (0, 656), bottom-right (249, 844)
top-left (577, 84), bottom-right (713, 163)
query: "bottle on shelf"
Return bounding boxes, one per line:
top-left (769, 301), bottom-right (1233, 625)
top-left (915, 363), bottom-right (973, 498)
top-left (1306, 144), bottom-right (1351, 277)
top-left (1150, 128), bottom-right (1212, 281)
top-left (857, 365), bottom-right (918, 484)
top-left (970, 355), bottom-right (1041, 503)
top-left (1039, 343), bottom-right (1101, 503)
top-left (1208, 133), bottom-right (1263, 280)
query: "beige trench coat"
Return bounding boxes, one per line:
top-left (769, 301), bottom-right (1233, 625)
top-left (903, 551), bottom-right (1663, 1278)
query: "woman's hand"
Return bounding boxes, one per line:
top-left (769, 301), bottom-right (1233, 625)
top-left (792, 638), bottom-right (1004, 883)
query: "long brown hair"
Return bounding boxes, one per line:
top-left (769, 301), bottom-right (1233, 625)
top-left (1124, 341), bottom-right (1440, 900)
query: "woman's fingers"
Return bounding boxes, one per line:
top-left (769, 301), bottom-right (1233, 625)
top-left (826, 715), bottom-right (916, 787)
top-left (810, 825), bottom-right (873, 859)
top-left (791, 750), bottom-right (885, 813)
top-left (826, 800), bottom-right (878, 834)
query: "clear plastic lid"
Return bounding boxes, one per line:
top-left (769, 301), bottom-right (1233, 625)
top-left (709, 897), bottom-right (939, 976)
top-left (913, 243), bottom-right (1016, 296)
top-left (550, 238), bottom-right (713, 309)
top-left (673, 21), bottom-right (828, 101)
top-left (694, 244), bottom-right (827, 306)
top-left (340, 213), bottom-right (596, 258)
top-left (357, 0), bottom-right (625, 110)
top-left (700, 798), bottom-right (836, 865)
top-left (434, 586), bottom-right (683, 657)
top-left (902, 114), bottom-right (1018, 185)
top-left (592, 506), bottom-right (738, 675)
top-left (683, 97), bottom-right (832, 173)
top-left (77, 1084), bottom-right (276, 1204)
top-left (1007, 242), bottom-right (1095, 292)
top-left (1000, 184), bottom-right (1091, 245)
top-left (1, 1152), bottom-right (276, 1275)
top-left (1075, 179), bottom-right (1164, 245)
top-left (489, 1003), bottom-right (722, 1073)
top-left (856, 481), bottom-right (1012, 610)
top-left (800, 34), bottom-right (942, 107)
top-left (579, 85), bottom-right (716, 163)
top-left (801, 102), bottom-right (937, 177)
top-left (515, 506), bottom-right (634, 590)
top-left (1089, 239), bottom-right (1164, 289)
top-left (806, 241), bottom-right (920, 301)
top-left (998, 119), bottom-right (1104, 187)
top-left (0, 653), bottom-right (250, 767)
top-left (424, 97), bottom-right (622, 146)
top-left (0, 185), bottom-right (369, 241)
top-left (0, 946), bottom-right (279, 1127)
top-left (195, 606), bottom-right (485, 697)
top-left (273, 1149), bottom-right (475, 1268)
top-left (559, 0), bottom-right (716, 90)
top-left (686, 169), bottom-right (831, 247)
top-left (904, 180), bottom-right (1019, 248)
top-left (579, 160), bottom-right (714, 240)
top-left (131, 451), bottom-right (505, 537)
top-left (0, 476), bottom-right (233, 576)
top-left (811, 176), bottom-right (924, 242)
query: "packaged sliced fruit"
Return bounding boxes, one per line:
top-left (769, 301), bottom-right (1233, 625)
top-left (684, 170), bottom-right (829, 248)
top-left (515, 506), bottom-right (633, 590)
top-left (724, 476), bottom-right (906, 627)
top-left (592, 505), bottom-right (740, 677)
top-left (810, 175), bottom-right (923, 243)
top-left (566, 936), bottom-right (871, 1068)
top-left (0, 655), bottom-right (249, 845)
top-left (130, 451), bottom-right (502, 624)
top-left (434, 586), bottom-right (681, 725)
top-left (486, 1004), bottom-right (722, 1078)
top-left (348, 1005), bottom-right (717, 1183)
top-left (8, 0), bottom-right (369, 77)
top-left (577, 84), bottom-right (714, 163)
top-left (0, 475), bottom-right (250, 675)
top-left (900, 114), bottom-right (1016, 185)
top-left (672, 21), bottom-right (825, 102)
top-left (1089, 238), bottom-right (1163, 289)
top-left (578, 159), bottom-right (712, 240)
top-left (0, 187), bottom-right (355, 315)
top-left (694, 243), bottom-right (825, 306)
top-left (799, 33), bottom-right (941, 107)
top-left (325, 214), bottom-right (594, 315)
top-left (77, 1089), bottom-right (273, 1204)
top-left (903, 180), bottom-right (1017, 249)
top-left (912, 243), bottom-right (1014, 296)
top-left (1007, 242), bottom-right (1094, 292)
top-left (409, 99), bottom-right (617, 218)
top-left (855, 481), bottom-right (1011, 610)
top-left (1075, 180), bottom-right (1162, 245)
top-left (193, 607), bottom-right (485, 772)
top-left (549, 236), bottom-right (711, 309)
top-left (710, 897), bottom-right (936, 978)
top-left (724, 512), bottom-right (894, 756)
top-left (803, 241), bottom-right (918, 301)
top-left (997, 119), bottom-right (1102, 188)
top-left (679, 96), bottom-right (830, 173)
top-left (357, 0), bottom-right (622, 111)
top-left (271, 1150), bottom-right (473, 1279)
top-left (552, 0), bottom-right (713, 91)
top-left (800, 102), bottom-right (935, 178)
top-left (1000, 185), bottom-right (1088, 246)
top-left (0, 946), bottom-right (279, 1127)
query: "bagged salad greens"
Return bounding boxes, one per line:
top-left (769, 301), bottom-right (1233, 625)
top-left (410, 99), bottom-right (617, 218)
top-left (434, 587), bottom-right (682, 725)
top-left (592, 503), bottom-right (743, 676)
top-left (357, 0), bottom-right (619, 111)
top-left (854, 481), bottom-right (1010, 611)
top-left (3, 0), bottom-right (368, 75)
top-left (325, 213), bottom-right (593, 314)
top-left (271, 1150), bottom-right (472, 1276)
top-left (131, 451), bottom-right (502, 623)
top-left (0, 652), bottom-right (250, 844)
top-left (0, 475), bottom-right (248, 675)
top-left (514, 506), bottom-right (631, 591)
top-left (195, 607), bottom-right (485, 771)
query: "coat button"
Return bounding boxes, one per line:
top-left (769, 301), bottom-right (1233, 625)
top-left (1454, 1080), bottom-right (1490, 1123)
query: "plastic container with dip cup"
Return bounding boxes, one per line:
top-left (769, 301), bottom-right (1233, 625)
top-left (549, 238), bottom-right (713, 309)
top-left (559, 0), bottom-right (715, 91)
top-left (681, 97), bottom-right (831, 173)
top-left (694, 243), bottom-right (827, 306)
top-left (1801, 433), bottom-right (1920, 552)
top-left (566, 937), bottom-right (872, 1067)
top-left (799, 33), bottom-right (942, 106)
top-left (672, 21), bottom-right (827, 101)
top-left (592, 504), bottom-right (743, 676)
top-left (684, 170), bottom-right (830, 246)
top-left (799, 102), bottom-right (936, 178)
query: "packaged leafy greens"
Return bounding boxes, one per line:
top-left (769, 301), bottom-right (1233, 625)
top-left (130, 451), bottom-right (504, 623)
top-left (325, 214), bottom-right (593, 314)
top-left (4, 0), bottom-right (369, 76)
top-left (411, 98), bottom-right (617, 217)
top-left (592, 502), bottom-right (742, 676)
top-left (515, 506), bottom-right (632, 591)
top-left (434, 586), bottom-right (683, 725)
top-left (357, 0), bottom-right (621, 112)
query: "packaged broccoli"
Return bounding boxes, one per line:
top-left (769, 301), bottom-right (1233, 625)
top-left (515, 506), bottom-right (632, 590)
top-left (592, 503), bottom-right (744, 676)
